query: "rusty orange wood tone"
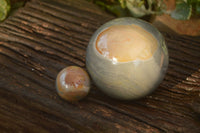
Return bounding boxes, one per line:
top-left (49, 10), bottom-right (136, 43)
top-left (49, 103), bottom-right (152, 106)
top-left (0, 0), bottom-right (200, 132)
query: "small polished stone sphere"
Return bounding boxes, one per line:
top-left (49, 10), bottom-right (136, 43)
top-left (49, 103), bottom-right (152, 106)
top-left (86, 17), bottom-right (169, 100)
top-left (56, 66), bottom-right (90, 102)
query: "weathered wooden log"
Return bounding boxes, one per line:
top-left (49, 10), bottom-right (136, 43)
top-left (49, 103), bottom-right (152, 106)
top-left (0, 0), bottom-right (200, 132)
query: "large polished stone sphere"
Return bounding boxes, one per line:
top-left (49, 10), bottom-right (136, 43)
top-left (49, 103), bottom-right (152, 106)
top-left (86, 17), bottom-right (169, 100)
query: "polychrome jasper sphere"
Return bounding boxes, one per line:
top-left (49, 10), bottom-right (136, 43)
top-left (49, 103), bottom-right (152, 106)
top-left (86, 17), bottom-right (168, 100)
top-left (56, 66), bottom-right (90, 102)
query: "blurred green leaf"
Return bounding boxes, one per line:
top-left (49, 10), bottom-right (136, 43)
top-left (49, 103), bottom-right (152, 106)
top-left (0, 0), bottom-right (11, 21)
top-left (171, 2), bottom-right (192, 20)
top-left (196, 2), bottom-right (200, 14)
top-left (126, 0), bottom-right (147, 17)
top-left (119, 0), bottom-right (126, 8)
top-left (138, 0), bottom-right (145, 7)
top-left (93, 0), bottom-right (128, 17)
top-left (106, 4), bottom-right (129, 17)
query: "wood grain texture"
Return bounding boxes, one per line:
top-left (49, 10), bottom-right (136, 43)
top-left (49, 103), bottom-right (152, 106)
top-left (0, 0), bottom-right (200, 132)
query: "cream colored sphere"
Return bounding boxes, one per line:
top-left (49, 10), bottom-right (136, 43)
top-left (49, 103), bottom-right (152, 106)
top-left (86, 17), bottom-right (169, 100)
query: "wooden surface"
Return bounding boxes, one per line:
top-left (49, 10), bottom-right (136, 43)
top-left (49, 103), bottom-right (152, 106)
top-left (0, 0), bottom-right (200, 132)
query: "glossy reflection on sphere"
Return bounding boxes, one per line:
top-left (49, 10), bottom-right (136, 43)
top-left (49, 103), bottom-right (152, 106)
top-left (56, 66), bottom-right (90, 102)
top-left (86, 17), bottom-right (169, 100)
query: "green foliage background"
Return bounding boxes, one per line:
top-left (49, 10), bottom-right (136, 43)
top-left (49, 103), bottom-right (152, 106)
top-left (0, 0), bottom-right (199, 22)
top-left (88, 0), bottom-right (200, 20)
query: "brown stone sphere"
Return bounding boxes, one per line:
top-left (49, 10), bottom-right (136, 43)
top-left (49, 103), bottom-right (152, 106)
top-left (56, 66), bottom-right (90, 102)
